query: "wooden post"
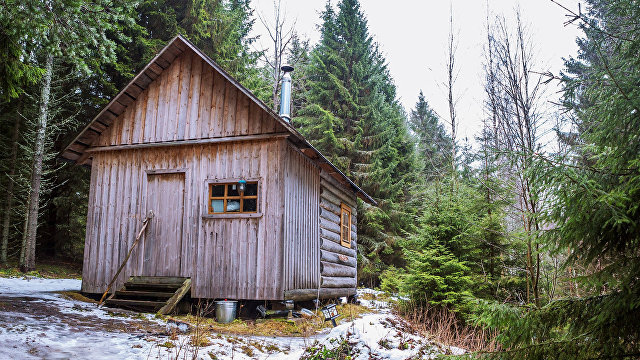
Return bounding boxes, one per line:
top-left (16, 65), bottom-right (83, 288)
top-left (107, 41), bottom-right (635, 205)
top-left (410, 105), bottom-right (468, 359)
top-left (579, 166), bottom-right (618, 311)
top-left (99, 210), bottom-right (154, 305)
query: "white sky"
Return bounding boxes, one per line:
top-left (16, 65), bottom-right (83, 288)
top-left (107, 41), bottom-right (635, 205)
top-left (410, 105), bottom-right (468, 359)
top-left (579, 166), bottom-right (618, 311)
top-left (250, 0), bottom-right (585, 142)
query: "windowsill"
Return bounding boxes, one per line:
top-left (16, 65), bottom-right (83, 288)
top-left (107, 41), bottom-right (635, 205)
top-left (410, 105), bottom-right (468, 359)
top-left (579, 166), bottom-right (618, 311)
top-left (202, 213), bottom-right (263, 219)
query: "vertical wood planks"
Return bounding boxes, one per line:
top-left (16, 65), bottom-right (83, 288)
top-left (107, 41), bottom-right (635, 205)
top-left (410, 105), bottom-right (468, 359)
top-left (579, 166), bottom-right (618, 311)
top-left (79, 139), bottom-right (286, 298)
top-left (186, 52), bottom-right (202, 140)
top-left (282, 143), bottom-right (321, 291)
top-left (82, 138), bottom-right (336, 299)
top-left (88, 49), bottom-right (287, 150)
top-left (80, 46), bottom-right (366, 300)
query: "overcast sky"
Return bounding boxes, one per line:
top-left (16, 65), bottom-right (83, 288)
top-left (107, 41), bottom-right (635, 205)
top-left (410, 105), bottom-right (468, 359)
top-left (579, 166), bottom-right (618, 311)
top-left (250, 0), bottom-right (585, 142)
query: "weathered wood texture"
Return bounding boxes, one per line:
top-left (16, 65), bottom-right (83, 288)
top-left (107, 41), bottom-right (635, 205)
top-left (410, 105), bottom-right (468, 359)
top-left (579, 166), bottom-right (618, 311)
top-left (78, 39), bottom-right (365, 302)
top-left (81, 139), bottom-right (286, 300)
top-left (318, 170), bottom-right (358, 295)
top-left (283, 143), bottom-right (320, 291)
top-left (321, 276), bottom-right (357, 288)
top-left (143, 172), bottom-right (185, 276)
top-left (61, 41), bottom-right (188, 161)
top-left (62, 35), bottom-right (376, 209)
top-left (158, 278), bottom-right (192, 315)
top-left (94, 49), bottom-right (286, 148)
top-left (284, 288), bottom-right (356, 301)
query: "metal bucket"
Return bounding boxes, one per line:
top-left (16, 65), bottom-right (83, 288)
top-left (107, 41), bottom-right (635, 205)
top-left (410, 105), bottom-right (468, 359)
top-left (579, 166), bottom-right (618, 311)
top-left (215, 300), bottom-right (238, 323)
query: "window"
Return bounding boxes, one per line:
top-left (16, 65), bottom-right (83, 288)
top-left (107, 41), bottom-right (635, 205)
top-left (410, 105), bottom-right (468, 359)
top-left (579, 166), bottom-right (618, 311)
top-left (340, 204), bottom-right (352, 248)
top-left (208, 182), bottom-right (258, 214)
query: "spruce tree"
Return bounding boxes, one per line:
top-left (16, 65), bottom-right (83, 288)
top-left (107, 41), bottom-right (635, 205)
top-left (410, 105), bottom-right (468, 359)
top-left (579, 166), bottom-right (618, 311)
top-left (409, 90), bottom-right (452, 180)
top-left (474, 1), bottom-right (640, 357)
top-left (105, 0), bottom-right (268, 100)
top-left (286, 33), bottom-right (311, 118)
top-left (293, 0), bottom-right (421, 284)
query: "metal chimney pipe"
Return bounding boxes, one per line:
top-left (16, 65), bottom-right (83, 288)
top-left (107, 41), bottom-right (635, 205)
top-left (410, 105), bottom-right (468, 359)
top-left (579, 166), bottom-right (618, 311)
top-left (279, 64), bottom-right (294, 122)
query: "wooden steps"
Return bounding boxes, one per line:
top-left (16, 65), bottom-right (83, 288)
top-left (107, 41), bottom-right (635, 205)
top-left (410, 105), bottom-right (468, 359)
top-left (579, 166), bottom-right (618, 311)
top-left (104, 276), bottom-right (191, 314)
top-left (114, 290), bottom-right (177, 298)
top-left (105, 299), bottom-right (167, 308)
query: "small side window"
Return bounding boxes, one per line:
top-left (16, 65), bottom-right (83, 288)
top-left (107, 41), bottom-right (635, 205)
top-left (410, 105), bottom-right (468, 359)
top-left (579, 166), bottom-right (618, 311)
top-left (340, 204), bottom-right (352, 248)
top-left (208, 181), bottom-right (259, 214)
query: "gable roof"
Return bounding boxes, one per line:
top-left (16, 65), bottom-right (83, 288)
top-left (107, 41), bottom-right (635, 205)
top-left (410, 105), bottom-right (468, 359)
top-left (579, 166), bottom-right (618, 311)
top-left (61, 35), bottom-right (376, 205)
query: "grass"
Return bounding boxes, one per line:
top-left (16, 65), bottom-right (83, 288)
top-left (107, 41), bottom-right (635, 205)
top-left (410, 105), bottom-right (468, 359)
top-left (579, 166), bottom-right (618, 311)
top-left (0, 260), bottom-right (82, 279)
top-left (300, 336), bottom-right (361, 360)
top-left (172, 302), bottom-right (371, 338)
top-left (358, 290), bottom-right (399, 306)
top-left (394, 300), bottom-right (500, 353)
top-left (59, 291), bottom-right (97, 304)
top-left (176, 316), bottom-right (311, 337)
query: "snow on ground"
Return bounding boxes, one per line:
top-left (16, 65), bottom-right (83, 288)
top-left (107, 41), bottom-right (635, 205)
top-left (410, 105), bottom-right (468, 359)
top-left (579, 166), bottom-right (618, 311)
top-left (0, 277), bottom-right (460, 359)
top-left (0, 277), bottom-right (166, 359)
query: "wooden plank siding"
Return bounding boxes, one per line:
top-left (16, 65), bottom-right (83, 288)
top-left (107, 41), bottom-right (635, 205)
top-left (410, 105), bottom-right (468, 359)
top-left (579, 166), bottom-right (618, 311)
top-left (283, 143), bottom-right (320, 292)
top-left (81, 140), bottom-right (286, 300)
top-left (94, 49), bottom-right (286, 148)
top-left (76, 37), bottom-right (371, 302)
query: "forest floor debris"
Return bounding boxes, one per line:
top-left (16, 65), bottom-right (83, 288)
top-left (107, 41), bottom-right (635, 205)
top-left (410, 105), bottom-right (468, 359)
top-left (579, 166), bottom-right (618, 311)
top-left (0, 276), bottom-right (462, 359)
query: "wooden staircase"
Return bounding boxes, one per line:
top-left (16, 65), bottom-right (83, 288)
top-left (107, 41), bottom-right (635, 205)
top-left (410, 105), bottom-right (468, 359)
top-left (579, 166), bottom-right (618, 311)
top-left (104, 276), bottom-right (191, 315)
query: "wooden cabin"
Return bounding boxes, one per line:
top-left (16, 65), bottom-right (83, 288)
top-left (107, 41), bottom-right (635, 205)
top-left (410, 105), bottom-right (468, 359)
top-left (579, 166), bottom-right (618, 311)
top-left (61, 35), bottom-right (376, 304)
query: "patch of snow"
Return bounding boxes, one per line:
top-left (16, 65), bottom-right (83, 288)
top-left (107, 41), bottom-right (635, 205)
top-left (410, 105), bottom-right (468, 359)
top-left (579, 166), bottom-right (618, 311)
top-left (0, 278), bottom-right (458, 359)
top-left (0, 276), bottom-right (81, 298)
top-left (450, 345), bottom-right (466, 355)
top-left (356, 288), bottom-right (395, 313)
top-left (309, 313), bottom-right (444, 359)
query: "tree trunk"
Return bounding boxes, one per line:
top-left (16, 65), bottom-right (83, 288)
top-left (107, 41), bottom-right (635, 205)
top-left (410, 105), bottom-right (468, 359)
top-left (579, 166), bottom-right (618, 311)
top-left (1, 107), bottom-right (21, 265)
top-left (19, 54), bottom-right (53, 273)
top-left (258, 0), bottom-right (293, 112)
top-left (446, 4), bottom-right (457, 181)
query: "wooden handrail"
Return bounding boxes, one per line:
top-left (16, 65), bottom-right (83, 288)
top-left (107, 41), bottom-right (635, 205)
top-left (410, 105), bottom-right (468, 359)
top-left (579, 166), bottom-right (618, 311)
top-left (99, 210), bottom-right (154, 305)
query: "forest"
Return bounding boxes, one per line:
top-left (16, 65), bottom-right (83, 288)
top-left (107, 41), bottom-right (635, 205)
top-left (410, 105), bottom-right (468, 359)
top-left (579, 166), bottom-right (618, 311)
top-left (1, 0), bottom-right (639, 358)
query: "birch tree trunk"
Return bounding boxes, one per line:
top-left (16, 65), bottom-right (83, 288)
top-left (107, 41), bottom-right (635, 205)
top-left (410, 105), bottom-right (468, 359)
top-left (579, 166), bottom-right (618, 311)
top-left (1, 109), bottom-right (21, 265)
top-left (19, 54), bottom-right (53, 272)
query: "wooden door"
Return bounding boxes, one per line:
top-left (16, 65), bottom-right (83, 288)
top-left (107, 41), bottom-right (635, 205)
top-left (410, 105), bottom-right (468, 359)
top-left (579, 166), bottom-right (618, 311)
top-left (142, 172), bottom-right (185, 276)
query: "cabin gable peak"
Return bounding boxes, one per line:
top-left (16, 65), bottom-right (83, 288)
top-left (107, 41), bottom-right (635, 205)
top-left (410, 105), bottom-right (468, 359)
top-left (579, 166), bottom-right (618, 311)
top-left (61, 34), bottom-right (376, 205)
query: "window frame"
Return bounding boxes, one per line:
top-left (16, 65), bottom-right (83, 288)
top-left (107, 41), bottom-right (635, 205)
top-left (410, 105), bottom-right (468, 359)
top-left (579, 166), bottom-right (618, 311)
top-left (340, 203), bottom-right (352, 248)
top-left (204, 179), bottom-right (262, 218)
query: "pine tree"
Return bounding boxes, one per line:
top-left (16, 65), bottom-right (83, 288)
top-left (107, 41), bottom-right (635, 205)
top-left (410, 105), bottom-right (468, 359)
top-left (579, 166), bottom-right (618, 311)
top-left (0, 3), bottom-right (45, 101)
top-left (293, 0), bottom-right (422, 284)
top-left (0, 98), bottom-right (23, 265)
top-left (401, 176), bottom-right (519, 308)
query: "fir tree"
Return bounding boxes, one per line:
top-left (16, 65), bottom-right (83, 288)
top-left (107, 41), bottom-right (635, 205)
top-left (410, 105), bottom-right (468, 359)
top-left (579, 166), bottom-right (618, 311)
top-left (0, 0), bottom-right (137, 271)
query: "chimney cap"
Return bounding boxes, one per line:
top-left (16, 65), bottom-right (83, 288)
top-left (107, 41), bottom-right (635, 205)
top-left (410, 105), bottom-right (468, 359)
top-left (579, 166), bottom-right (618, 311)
top-left (281, 64), bottom-right (294, 73)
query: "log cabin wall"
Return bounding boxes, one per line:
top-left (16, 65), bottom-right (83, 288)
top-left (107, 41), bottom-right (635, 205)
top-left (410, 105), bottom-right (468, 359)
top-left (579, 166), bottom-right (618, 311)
top-left (283, 143), bottom-right (321, 291)
top-left (93, 49), bottom-right (286, 148)
top-left (81, 139), bottom-right (286, 300)
top-left (319, 170), bottom-right (358, 296)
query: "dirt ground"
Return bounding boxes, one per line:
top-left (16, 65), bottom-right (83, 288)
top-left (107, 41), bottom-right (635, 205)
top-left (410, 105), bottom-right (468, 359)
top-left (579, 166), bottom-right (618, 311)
top-left (0, 279), bottom-right (175, 359)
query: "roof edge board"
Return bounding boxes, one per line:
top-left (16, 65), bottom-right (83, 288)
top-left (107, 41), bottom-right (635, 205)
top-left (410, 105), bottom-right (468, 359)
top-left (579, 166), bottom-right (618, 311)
top-left (59, 35), bottom-right (186, 161)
